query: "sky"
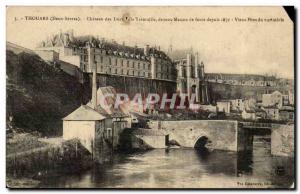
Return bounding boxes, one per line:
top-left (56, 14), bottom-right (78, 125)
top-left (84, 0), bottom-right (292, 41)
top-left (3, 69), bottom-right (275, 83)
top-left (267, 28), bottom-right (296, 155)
top-left (6, 6), bottom-right (294, 78)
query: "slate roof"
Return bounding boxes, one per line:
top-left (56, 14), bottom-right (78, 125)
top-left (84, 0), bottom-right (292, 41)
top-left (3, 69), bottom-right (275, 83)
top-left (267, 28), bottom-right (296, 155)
top-left (86, 86), bottom-right (129, 118)
top-left (63, 105), bottom-right (106, 121)
top-left (38, 32), bottom-right (170, 61)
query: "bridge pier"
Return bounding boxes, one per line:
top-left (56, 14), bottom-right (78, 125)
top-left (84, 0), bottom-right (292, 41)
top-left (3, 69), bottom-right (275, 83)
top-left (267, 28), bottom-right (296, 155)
top-left (271, 124), bottom-right (294, 157)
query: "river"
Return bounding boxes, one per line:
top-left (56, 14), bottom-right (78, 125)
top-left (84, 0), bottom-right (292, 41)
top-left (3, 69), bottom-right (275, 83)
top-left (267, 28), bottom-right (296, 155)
top-left (38, 135), bottom-right (294, 189)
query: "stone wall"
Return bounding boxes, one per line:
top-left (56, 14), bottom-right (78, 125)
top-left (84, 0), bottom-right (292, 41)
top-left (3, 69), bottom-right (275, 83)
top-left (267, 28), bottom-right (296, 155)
top-left (271, 124), bottom-right (294, 157)
top-left (90, 73), bottom-right (177, 99)
top-left (134, 135), bottom-right (166, 149)
top-left (148, 120), bottom-right (239, 151)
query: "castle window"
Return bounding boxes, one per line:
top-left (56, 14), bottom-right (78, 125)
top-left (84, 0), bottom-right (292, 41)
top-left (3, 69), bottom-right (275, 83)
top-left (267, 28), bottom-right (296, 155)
top-left (109, 57), bottom-right (111, 65)
top-left (115, 58), bottom-right (117, 66)
top-left (100, 56), bottom-right (103, 63)
top-left (127, 60), bottom-right (129, 67)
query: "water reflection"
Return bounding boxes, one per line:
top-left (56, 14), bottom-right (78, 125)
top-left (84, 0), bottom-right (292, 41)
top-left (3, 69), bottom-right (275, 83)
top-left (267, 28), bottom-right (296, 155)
top-left (38, 135), bottom-right (294, 188)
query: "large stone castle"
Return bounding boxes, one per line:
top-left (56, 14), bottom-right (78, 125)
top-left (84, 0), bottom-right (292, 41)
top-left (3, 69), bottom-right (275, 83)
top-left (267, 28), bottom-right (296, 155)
top-left (36, 30), bottom-right (209, 104)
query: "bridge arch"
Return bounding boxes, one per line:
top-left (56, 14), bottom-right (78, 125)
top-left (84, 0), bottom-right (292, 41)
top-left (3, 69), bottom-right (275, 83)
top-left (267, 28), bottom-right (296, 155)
top-left (193, 135), bottom-right (212, 150)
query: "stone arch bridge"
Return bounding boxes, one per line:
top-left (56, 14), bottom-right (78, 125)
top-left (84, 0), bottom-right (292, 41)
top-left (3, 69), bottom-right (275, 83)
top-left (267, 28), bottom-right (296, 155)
top-left (148, 120), bottom-right (294, 156)
top-left (149, 120), bottom-right (239, 151)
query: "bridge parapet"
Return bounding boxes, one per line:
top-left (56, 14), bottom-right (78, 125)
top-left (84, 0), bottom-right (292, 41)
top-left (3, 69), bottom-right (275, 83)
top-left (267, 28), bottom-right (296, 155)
top-left (240, 122), bottom-right (272, 129)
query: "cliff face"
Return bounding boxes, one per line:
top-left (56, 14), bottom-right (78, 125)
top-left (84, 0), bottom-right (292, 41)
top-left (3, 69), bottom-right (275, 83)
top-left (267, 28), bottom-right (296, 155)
top-left (6, 50), bottom-right (91, 135)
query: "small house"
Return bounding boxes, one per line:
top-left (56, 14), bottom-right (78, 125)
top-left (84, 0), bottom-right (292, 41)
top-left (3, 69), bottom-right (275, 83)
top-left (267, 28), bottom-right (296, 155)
top-left (241, 109), bottom-right (256, 120)
top-left (262, 91), bottom-right (283, 109)
top-left (264, 106), bottom-right (280, 120)
top-left (279, 106), bottom-right (294, 121)
top-left (62, 105), bottom-right (106, 152)
top-left (229, 99), bottom-right (244, 111)
top-left (217, 101), bottom-right (231, 114)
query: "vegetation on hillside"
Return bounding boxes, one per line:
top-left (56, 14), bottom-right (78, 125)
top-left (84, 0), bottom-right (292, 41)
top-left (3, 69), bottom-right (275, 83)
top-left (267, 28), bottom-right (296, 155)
top-left (6, 50), bottom-right (90, 135)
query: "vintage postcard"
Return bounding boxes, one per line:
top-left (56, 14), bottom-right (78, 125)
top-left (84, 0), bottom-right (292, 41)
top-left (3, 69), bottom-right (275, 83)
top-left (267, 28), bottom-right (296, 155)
top-left (6, 6), bottom-right (295, 189)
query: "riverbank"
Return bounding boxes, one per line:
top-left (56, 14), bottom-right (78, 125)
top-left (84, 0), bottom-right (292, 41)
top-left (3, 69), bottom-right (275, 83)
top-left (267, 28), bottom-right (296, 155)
top-left (6, 176), bottom-right (40, 188)
top-left (6, 132), bottom-right (94, 188)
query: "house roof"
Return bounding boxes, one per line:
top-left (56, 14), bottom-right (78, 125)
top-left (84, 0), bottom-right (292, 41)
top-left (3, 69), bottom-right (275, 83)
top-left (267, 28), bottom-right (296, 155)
top-left (86, 86), bottom-right (129, 118)
top-left (38, 32), bottom-right (170, 61)
top-left (280, 106), bottom-right (294, 111)
top-left (63, 105), bottom-right (106, 121)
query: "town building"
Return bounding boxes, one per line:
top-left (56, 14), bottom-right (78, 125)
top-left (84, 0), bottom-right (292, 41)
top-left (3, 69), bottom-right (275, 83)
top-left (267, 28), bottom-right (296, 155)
top-left (255, 108), bottom-right (267, 119)
top-left (264, 106), bottom-right (280, 120)
top-left (288, 90), bottom-right (294, 105)
top-left (243, 98), bottom-right (257, 111)
top-left (229, 99), bottom-right (244, 112)
top-left (279, 106), bottom-right (294, 121)
top-left (241, 109), bottom-right (256, 120)
top-left (216, 101), bottom-right (231, 114)
top-left (262, 91), bottom-right (283, 109)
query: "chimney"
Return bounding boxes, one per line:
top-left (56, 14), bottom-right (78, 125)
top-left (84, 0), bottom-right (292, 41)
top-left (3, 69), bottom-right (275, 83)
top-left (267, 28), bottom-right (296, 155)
top-left (63, 34), bottom-right (69, 46)
top-left (144, 45), bottom-right (150, 56)
top-left (92, 61), bottom-right (97, 109)
top-left (134, 44), bottom-right (137, 54)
